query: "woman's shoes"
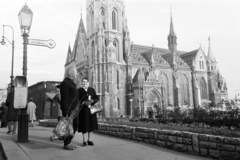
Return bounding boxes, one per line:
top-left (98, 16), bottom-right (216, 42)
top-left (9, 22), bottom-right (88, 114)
top-left (82, 141), bottom-right (94, 146)
top-left (82, 142), bottom-right (87, 147)
top-left (87, 140), bottom-right (94, 146)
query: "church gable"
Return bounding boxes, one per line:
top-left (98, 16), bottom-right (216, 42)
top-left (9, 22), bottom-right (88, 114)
top-left (180, 49), bottom-right (198, 69)
top-left (194, 48), bottom-right (208, 72)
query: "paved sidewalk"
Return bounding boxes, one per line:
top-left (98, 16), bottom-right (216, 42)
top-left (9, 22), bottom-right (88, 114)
top-left (0, 123), bottom-right (213, 160)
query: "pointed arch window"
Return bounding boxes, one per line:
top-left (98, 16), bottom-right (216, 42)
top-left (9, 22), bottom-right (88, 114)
top-left (113, 39), bottom-right (119, 61)
top-left (91, 72), bottom-right (94, 88)
top-left (180, 75), bottom-right (189, 105)
top-left (117, 98), bottom-right (120, 110)
top-left (105, 39), bottom-right (107, 47)
top-left (200, 78), bottom-right (207, 99)
top-left (100, 8), bottom-right (106, 29)
top-left (117, 70), bottom-right (119, 89)
top-left (91, 11), bottom-right (94, 33)
top-left (160, 74), bottom-right (169, 106)
top-left (92, 41), bottom-right (95, 64)
top-left (112, 10), bottom-right (117, 30)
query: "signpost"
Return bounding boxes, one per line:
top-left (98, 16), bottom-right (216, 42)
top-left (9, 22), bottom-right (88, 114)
top-left (28, 39), bottom-right (56, 49)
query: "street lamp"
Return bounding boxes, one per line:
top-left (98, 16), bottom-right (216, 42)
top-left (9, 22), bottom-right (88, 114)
top-left (18, 3), bottom-right (33, 76)
top-left (17, 3), bottom-right (33, 143)
top-left (0, 25), bottom-right (15, 91)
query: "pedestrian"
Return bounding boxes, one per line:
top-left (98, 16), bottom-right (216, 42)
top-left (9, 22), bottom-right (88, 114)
top-left (78, 77), bottom-right (99, 146)
top-left (60, 65), bottom-right (79, 150)
top-left (54, 84), bottom-right (62, 122)
top-left (0, 102), bottom-right (8, 128)
top-left (6, 86), bottom-right (20, 134)
top-left (27, 97), bottom-right (36, 127)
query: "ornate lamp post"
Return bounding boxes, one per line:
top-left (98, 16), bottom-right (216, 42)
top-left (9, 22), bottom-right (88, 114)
top-left (17, 3), bottom-right (33, 143)
top-left (18, 3), bottom-right (33, 76)
top-left (0, 25), bottom-right (15, 91)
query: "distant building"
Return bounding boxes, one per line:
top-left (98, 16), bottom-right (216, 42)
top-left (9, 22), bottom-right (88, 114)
top-left (235, 90), bottom-right (240, 100)
top-left (28, 81), bottom-right (61, 119)
top-left (64, 0), bottom-right (228, 118)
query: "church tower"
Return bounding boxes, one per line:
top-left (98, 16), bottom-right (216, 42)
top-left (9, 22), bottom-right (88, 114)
top-left (86, 0), bottom-right (128, 117)
top-left (207, 37), bottom-right (219, 105)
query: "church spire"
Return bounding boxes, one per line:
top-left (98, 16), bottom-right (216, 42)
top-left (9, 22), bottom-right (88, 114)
top-left (65, 44), bottom-right (72, 65)
top-left (168, 6), bottom-right (177, 52)
top-left (207, 37), bottom-right (216, 62)
top-left (169, 6), bottom-right (176, 36)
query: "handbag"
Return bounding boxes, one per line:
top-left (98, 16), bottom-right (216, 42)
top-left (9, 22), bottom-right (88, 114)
top-left (90, 103), bottom-right (103, 114)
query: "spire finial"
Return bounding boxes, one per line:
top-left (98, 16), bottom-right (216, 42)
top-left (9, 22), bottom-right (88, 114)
top-left (81, 6), bottom-right (82, 18)
top-left (170, 5), bottom-right (172, 19)
top-left (208, 36), bottom-right (211, 42)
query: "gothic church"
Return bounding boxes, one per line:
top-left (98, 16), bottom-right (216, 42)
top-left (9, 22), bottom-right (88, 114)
top-left (65, 0), bottom-right (228, 118)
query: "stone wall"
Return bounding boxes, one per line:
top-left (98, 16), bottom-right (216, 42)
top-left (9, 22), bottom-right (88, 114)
top-left (96, 123), bottom-right (240, 160)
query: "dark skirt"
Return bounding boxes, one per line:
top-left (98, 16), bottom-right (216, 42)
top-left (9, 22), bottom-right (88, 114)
top-left (78, 105), bottom-right (98, 133)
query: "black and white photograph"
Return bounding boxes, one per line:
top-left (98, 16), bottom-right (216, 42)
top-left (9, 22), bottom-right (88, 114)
top-left (0, 0), bottom-right (239, 160)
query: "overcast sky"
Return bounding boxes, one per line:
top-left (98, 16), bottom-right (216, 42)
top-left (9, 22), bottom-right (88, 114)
top-left (0, 0), bottom-right (239, 99)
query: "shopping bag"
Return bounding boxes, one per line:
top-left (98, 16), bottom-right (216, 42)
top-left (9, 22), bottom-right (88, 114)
top-left (50, 97), bottom-right (84, 141)
top-left (50, 117), bottom-right (74, 141)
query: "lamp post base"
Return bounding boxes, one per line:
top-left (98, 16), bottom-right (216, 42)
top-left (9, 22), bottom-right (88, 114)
top-left (17, 112), bottom-right (29, 143)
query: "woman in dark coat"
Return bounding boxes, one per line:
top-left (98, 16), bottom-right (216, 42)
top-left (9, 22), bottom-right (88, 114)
top-left (6, 88), bottom-right (20, 134)
top-left (60, 65), bottom-right (79, 150)
top-left (78, 77), bottom-right (99, 146)
top-left (0, 102), bottom-right (8, 128)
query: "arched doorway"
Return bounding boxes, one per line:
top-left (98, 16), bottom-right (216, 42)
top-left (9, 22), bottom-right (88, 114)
top-left (146, 89), bottom-right (161, 118)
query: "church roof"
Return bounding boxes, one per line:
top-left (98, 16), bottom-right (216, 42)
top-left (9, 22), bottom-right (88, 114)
top-left (140, 47), bottom-right (155, 66)
top-left (131, 44), bottom-right (171, 66)
top-left (179, 49), bottom-right (198, 57)
top-left (71, 16), bottom-right (87, 62)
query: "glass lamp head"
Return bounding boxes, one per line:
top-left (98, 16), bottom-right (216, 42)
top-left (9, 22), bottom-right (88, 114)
top-left (18, 3), bottom-right (33, 33)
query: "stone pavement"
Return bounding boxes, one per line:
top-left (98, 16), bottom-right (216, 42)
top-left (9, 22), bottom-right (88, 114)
top-left (0, 123), bottom-right (213, 160)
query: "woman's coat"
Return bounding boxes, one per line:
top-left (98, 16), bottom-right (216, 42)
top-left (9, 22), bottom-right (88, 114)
top-left (78, 87), bottom-right (99, 133)
top-left (27, 102), bottom-right (36, 121)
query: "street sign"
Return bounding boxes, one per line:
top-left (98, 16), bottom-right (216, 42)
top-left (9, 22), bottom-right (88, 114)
top-left (28, 39), bottom-right (56, 49)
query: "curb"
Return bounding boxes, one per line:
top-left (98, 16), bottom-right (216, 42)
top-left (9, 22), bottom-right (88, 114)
top-left (0, 141), bottom-right (7, 160)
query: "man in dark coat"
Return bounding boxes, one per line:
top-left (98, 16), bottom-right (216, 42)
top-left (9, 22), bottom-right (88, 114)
top-left (60, 65), bottom-right (79, 150)
top-left (78, 77), bottom-right (99, 146)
